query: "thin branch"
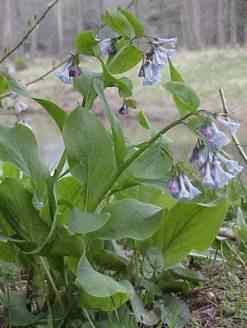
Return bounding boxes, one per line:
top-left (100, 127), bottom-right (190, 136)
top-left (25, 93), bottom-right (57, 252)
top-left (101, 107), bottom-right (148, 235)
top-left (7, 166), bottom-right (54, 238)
top-left (219, 88), bottom-right (247, 165)
top-left (0, 0), bottom-right (136, 101)
top-left (0, 0), bottom-right (60, 65)
top-left (0, 55), bottom-right (72, 101)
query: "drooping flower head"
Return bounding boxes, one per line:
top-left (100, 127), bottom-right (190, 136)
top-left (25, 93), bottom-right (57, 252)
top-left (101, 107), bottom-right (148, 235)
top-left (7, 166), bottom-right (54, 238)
top-left (216, 115), bottom-right (240, 135)
top-left (200, 122), bottom-right (230, 148)
top-left (55, 58), bottom-right (81, 84)
top-left (15, 101), bottom-right (28, 114)
top-left (168, 174), bottom-right (201, 200)
top-left (139, 36), bottom-right (177, 86)
top-left (98, 38), bottom-right (116, 57)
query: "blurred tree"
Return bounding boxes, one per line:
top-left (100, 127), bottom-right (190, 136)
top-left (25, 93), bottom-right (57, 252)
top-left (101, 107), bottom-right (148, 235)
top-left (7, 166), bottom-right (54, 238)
top-left (229, 0), bottom-right (238, 46)
top-left (216, 0), bottom-right (226, 47)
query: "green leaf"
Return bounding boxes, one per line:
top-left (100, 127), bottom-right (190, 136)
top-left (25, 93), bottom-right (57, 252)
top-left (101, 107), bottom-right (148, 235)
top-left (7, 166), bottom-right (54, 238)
top-left (125, 98), bottom-right (137, 109)
top-left (0, 123), bottom-right (49, 180)
top-left (75, 31), bottom-right (99, 56)
top-left (131, 292), bottom-right (159, 326)
top-left (168, 58), bottom-right (184, 82)
top-left (102, 10), bottom-right (134, 38)
top-left (119, 8), bottom-right (144, 38)
top-left (161, 295), bottom-right (191, 328)
top-left (69, 209), bottom-right (110, 235)
top-left (0, 73), bottom-right (9, 95)
top-left (56, 176), bottom-right (84, 225)
top-left (108, 45), bottom-right (143, 74)
top-left (128, 140), bottom-right (173, 180)
top-left (94, 79), bottom-right (127, 165)
top-left (2, 293), bottom-right (42, 326)
top-left (0, 123), bottom-right (49, 201)
top-left (2, 162), bottom-right (21, 179)
top-left (0, 243), bottom-right (17, 263)
top-left (102, 62), bottom-right (133, 97)
top-left (165, 81), bottom-right (200, 115)
top-left (0, 179), bottom-right (84, 257)
top-left (77, 256), bottom-right (131, 311)
top-left (33, 98), bottom-right (67, 132)
top-left (137, 111), bottom-right (151, 129)
top-left (73, 70), bottom-right (100, 108)
top-left (0, 179), bottom-right (49, 244)
top-left (94, 199), bottom-right (163, 240)
top-left (63, 108), bottom-right (116, 211)
top-left (157, 201), bottom-right (228, 267)
top-left (116, 184), bottom-right (176, 209)
top-left (7, 77), bottom-right (30, 97)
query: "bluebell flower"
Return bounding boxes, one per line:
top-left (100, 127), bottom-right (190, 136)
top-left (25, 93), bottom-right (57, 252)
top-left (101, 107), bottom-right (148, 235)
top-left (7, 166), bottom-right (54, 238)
top-left (55, 61), bottom-right (81, 84)
top-left (168, 176), bottom-right (180, 198)
top-left (54, 62), bottom-right (73, 84)
top-left (168, 174), bottom-right (201, 200)
top-left (190, 143), bottom-right (208, 167)
top-left (15, 101), bottom-right (28, 114)
top-left (139, 62), bottom-right (161, 86)
top-left (217, 153), bottom-right (243, 177)
top-left (139, 36), bottom-right (177, 86)
top-left (99, 38), bottom-right (116, 57)
top-left (201, 160), bottom-right (216, 188)
top-left (212, 158), bottom-right (233, 188)
top-left (216, 116), bottom-right (240, 135)
top-left (200, 122), bottom-right (230, 148)
top-left (183, 175), bottom-right (201, 199)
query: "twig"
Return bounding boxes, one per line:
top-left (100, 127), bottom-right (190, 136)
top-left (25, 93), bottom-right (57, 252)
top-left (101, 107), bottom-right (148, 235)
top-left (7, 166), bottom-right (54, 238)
top-left (219, 88), bottom-right (247, 165)
top-left (0, 0), bottom-right (136, 101)
top-left (0, 0), bottom-right (60, 65)
top-left (0, 55), bottom-right (72, 101)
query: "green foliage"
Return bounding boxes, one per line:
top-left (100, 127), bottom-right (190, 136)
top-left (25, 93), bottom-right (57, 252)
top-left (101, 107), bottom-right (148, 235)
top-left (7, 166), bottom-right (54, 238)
top-left (0, 6), bottom-right (238, 328)
top-left (165, 81), bottom-right (200, 115)
top-left (108, 44), bottom-right (143, 74)
top-left (63, 108), bottom-right (116, 211)
top-left (156, 201), bottom-right (229, 267)
top-left (75, 31), bottom-right (99, 56)
top-left (94, 199), bottom-right (163, 240)
top-left (77, 256), bottom-right (131, 311)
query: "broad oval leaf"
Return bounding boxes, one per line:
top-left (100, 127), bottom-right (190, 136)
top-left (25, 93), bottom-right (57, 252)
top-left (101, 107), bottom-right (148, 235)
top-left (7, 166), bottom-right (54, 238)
top-left (63, 108), bottom-right (116, 211)
top-left (76, 256), bottom-right (131, 311)
top-left (69, 208), bottom-right (110, 235)
top-left (119, 8), bottom-right (144, 38)
top-left (0, 123), bottom-right (48, 181)
top-left (75, 31), bottom-right (99, 56)
top-left (102, 10), bottom-right (134, 38)
top-left (33, 98), bottom-right (67, 132)
top-left (165, 81), bottom-right (200, 115)
top-left (108, 45), bottom-right (143, 74)
top-left (94, 199), bottom-right (163, 240)
top-left (157, 201), bottom-right (228, 267)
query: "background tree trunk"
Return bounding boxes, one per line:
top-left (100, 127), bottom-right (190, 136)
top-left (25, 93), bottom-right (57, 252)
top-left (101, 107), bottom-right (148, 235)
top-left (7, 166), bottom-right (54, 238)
top-left (229, 0), bottom-right (238, 46)
top-left (56, 0), bottom-right (64, 54)
top-left (216, 0), bottom-right (226, 47)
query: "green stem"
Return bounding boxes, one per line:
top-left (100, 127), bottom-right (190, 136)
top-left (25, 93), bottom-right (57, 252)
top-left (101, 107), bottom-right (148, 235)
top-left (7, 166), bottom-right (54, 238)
top-left (39, 256), bottom-right (62, 305)
top-left (97, 111), bottom-right (197, 207)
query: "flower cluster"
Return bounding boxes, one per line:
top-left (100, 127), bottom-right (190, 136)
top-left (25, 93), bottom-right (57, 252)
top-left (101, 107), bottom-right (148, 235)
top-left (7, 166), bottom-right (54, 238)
top-left (139, 37), bottom-right (176, 86)
top-left (168, 113), bottom-right (243, 200)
